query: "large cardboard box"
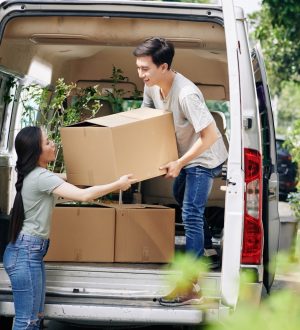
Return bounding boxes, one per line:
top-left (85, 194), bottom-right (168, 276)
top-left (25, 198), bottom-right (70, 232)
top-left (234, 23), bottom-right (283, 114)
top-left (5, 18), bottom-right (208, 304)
top-left (113, 204), bottom-right (175, 263)
top-left (61, 107), bottom-right (178, 186)
top-left (45, 206), bottom-right (115, 262)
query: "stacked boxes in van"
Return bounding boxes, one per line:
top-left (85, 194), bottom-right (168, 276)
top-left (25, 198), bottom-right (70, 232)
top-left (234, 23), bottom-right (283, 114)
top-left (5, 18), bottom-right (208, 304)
top-left (45, 108), bottom-right (177, 263)
top-left (45, 204), bottom-right (175, 263)
top-left (45, 205), bottom-right (116, 262)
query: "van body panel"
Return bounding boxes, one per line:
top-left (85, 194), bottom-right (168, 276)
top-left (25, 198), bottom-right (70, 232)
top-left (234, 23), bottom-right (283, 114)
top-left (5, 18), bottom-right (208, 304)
top-left (219, 0), bottom-right (243, 307)
top-left (252, 46), bottom-right (280, 290)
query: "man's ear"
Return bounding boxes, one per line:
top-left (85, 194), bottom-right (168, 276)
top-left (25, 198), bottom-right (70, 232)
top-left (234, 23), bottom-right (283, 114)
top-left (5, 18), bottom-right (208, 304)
top-left (161, 63), bottom-right (169, 73)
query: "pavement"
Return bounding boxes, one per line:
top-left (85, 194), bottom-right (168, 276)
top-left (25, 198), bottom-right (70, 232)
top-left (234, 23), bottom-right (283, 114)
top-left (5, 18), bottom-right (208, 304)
top-left (273, 201), bottom-right (300, 295)
top-left (273, 232), bottom-right (300, 295)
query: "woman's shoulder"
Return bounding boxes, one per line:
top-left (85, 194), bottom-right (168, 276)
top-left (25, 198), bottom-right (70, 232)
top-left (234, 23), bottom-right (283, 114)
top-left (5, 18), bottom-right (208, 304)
top-left (36, 167), bottom-right (59, 179)
top-left (34, 167), bottom-right (65, 192)
top-left (26, 167), bottom-right (55, 180)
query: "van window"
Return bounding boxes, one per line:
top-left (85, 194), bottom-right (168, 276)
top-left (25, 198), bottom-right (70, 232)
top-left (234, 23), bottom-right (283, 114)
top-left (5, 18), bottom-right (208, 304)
top-left (206, 100), bottom-right (230, 133)
top-left (20, 84), bottom-right (44, 127)
top-left (252, 57), bottom-right (272, 170)
top-left (0, 75), bottom-right (18, 152)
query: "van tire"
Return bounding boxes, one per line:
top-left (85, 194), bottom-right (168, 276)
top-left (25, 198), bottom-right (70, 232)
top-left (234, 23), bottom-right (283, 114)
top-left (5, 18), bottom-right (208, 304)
top-left (261, 283), bottom-right (270, 301)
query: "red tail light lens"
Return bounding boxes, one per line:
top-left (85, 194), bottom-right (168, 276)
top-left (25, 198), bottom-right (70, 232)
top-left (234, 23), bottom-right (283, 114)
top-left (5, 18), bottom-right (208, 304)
top-left (242, 148), bottom-right (263, 264)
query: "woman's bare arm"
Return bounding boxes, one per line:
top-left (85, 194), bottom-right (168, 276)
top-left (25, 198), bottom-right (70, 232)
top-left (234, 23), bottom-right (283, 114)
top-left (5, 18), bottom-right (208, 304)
top-left (53, 174), bottom-right (136, 202)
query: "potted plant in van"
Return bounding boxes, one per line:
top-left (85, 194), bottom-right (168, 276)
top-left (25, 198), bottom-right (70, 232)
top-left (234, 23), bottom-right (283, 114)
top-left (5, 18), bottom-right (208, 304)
top-left (20, 78), bottom-right (102, 173)
top-left (18, 65), bottom-right (142, 200)
top-left (80, 65), bottom-right (142, 114)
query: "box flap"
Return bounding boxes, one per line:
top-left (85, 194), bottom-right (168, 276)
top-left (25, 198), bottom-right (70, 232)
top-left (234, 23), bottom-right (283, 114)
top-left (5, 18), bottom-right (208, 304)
top-left (67, 120), bottom-right (99, 127)
top-left (55, 200), bottom-right (113, 209)
top-left (105, 203), bottom-right (169, 210)
top-left (86, 114), bottom-right (137, 127)
top-left (85, 107), bottom-right (169, 127)
top-left (118, 107), bottom-right (169, 120)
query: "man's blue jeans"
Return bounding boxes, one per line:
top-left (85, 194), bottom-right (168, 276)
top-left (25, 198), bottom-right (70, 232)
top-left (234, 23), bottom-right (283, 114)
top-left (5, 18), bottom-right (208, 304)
top-left (173, 164), bottom-right (222, 258)
top-left (3, 234), bottom-right (49, 330)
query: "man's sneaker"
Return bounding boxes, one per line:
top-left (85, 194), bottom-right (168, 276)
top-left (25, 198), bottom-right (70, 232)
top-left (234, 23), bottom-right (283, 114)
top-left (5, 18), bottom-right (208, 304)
top-left (158, 283), bottom-right (204, 307)
top-left (203, 249), bottom-right (221, 270)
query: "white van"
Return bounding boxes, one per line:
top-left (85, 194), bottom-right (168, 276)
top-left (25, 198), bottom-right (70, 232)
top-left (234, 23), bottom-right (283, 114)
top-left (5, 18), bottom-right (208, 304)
top-left (0, 0), bottom-right (280, 327)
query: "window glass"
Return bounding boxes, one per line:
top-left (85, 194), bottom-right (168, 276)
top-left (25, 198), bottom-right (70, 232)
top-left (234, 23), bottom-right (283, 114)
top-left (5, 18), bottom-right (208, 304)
top-left (206, 100), bottom-right (230, 134)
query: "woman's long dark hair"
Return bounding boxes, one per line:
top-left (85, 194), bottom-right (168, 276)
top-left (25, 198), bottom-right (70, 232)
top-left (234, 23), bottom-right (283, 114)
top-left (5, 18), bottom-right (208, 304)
top-left (9, 126), bottom-right (42, 243)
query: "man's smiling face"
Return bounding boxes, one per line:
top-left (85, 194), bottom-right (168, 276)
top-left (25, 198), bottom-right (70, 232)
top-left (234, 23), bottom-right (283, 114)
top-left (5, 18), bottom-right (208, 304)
top-left (136, 55), bottom-right (167, 87)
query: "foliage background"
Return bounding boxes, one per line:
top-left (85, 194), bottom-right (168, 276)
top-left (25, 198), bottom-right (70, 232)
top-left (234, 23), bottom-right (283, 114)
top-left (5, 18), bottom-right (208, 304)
top-left (250, 0), bottom-right (300, 136)
top-left (249, 0), bottom-right (300, 215)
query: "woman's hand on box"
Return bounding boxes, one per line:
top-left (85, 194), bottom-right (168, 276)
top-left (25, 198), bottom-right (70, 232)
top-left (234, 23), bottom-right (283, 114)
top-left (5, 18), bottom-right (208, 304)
top-left (53, 174), bottom-right (137, 202)
top-left (118, 174), bottom-right (137, 191)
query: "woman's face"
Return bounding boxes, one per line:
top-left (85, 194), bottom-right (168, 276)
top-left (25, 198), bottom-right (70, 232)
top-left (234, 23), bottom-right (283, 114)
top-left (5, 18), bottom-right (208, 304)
top-left (38, 129), bottom-right (56, 168)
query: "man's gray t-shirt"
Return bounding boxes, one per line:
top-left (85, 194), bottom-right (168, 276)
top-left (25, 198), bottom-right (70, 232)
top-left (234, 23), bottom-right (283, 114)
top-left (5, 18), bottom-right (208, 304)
top-left (142, 72), bottom-right (228, 168)
top-left (21, 167), bottom-right (64, 239)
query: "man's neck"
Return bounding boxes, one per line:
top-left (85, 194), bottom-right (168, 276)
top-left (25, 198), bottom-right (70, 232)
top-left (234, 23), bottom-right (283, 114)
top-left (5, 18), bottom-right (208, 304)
top-left (159, 70), bottom-right (176, 99)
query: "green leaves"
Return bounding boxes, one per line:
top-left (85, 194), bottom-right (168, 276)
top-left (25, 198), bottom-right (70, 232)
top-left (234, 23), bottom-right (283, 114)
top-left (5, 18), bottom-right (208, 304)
top-left (100, 65), bottom-right (142, 113)
top-left (162, 252), bottom-right (209, 293)
top-left (19, 66), bottom-right (142, 173)
top-left (284, 117), bottom-right (300, 219)
top-left (207, 249), bottom-right (300, 330)
top-left (20, 78), bottom-right (102, 172)
top-left (3, 76), bottom-right (17, 104)
top-left (250, 1), bottom-right (300, 95)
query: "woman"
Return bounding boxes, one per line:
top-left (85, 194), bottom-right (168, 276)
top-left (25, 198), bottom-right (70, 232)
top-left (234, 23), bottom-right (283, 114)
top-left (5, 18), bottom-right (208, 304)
top-left (3, 126), bottom-right (136, 330)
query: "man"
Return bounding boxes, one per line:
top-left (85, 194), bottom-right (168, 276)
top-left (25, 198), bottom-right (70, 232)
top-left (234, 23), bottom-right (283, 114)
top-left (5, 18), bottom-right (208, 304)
top-left (133, 37), bottom-right (228, 306)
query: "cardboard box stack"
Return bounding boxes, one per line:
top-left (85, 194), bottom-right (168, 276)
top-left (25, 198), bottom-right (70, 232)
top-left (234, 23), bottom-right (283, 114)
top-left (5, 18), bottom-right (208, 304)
top-left (45, 108), bottom-right (178, 263)
top-left (46, 108), bottom-right (177, 263)
top-left (45, 204), bottom-right (175, 263)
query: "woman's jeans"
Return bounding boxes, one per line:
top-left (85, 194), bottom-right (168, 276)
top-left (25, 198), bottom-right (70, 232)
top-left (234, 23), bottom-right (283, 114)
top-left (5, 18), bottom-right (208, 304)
top-left (173, 164), bottom-right (222, 258)
top-left (3, 234), bottom-right (49, 330)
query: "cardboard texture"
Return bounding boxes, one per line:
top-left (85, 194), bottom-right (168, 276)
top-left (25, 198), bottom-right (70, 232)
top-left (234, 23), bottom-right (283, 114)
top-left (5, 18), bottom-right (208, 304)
top-left (112, 204), bottom-right (175, 263)
top-left (61, 107), bottom-right (178, 186)
top-left (45, 206), bottom-right (115, 262)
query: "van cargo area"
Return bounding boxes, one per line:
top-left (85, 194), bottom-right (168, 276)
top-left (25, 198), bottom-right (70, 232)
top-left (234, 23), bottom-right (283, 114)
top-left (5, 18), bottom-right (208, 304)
top-left (0, 0), bottom-right (279, 326)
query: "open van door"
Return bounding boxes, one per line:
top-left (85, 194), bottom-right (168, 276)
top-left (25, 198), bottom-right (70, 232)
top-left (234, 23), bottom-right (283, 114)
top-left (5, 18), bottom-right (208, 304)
top-left (251, 46), bottom-right (280, 292)
top-left (219, 0), bottom-right (244, 307)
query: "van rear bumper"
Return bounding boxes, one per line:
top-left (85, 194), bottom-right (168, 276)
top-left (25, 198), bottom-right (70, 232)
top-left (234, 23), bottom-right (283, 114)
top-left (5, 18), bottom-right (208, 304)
top-left (0, 293), bottom-right (229, 325)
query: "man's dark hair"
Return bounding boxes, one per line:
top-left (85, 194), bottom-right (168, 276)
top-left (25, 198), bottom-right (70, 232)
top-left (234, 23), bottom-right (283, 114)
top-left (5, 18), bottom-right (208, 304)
top-left (9, 126), bottom-right (42, 242)
top-left (133, 37), bottom-right (175, 69)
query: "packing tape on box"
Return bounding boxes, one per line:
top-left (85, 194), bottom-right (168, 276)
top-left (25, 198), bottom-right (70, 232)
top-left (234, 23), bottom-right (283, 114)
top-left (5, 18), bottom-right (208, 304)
top-left (119, 190), bottom-right (123, 205)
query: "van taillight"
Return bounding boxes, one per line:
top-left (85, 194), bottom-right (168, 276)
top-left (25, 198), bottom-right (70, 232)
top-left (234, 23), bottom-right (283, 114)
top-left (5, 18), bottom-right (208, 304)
top-left (241, 148), bottom-right (263, 264)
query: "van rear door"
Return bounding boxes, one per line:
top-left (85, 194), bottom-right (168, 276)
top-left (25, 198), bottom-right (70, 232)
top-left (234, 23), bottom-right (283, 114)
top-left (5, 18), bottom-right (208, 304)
top-left (251, 46), bottom-right (280, 291)
top-left (219, 0), bottom-right (244, 308)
